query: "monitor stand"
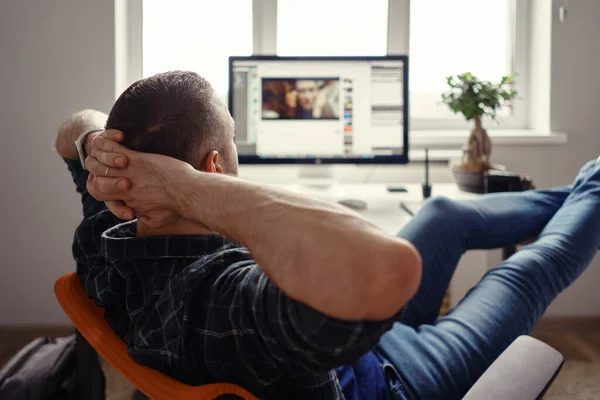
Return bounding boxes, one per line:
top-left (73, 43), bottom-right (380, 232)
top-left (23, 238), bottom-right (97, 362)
top-left (297, 166), bottom-right (367, 210)
top-left (297, 165), bottom-right (335, 190)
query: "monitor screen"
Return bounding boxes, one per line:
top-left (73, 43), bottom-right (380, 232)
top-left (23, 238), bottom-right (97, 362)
top-left (229, 56), bottom-right (408, 164)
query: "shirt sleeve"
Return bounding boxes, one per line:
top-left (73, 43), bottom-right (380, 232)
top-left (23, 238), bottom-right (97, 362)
top-left (66, 157), bottom-right (122, 306)
top-left (64, 158), bottom-right (107, 218)
top-left (184, 255), bottom-right (400, 385)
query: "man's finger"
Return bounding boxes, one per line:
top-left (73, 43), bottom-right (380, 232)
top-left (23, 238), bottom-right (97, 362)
top-left (85, 156), bottom-right (126, 178)
top-left (101, 129), bottom-right (124, 142)
top-left (90, 135), bottom-right (130, 158)
top-left (96, 149), bottom-right (128, 167)
top-left (92, 176), bottom-right (130, 194)
top-left (105, 200), bottom-right (134, 220)
top-left (86, 175), bottom-right (122, 201)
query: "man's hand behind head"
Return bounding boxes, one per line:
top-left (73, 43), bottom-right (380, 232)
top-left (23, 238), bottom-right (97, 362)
top-left (85, 132), bottom-right (198, 229)
top-left (84, 130), bottom-right (132, 220)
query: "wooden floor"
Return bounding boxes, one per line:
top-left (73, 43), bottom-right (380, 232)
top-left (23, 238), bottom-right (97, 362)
top-left (533, 318), bottom-right (600, 358)
top-left (536, 333), bottom-right (600, 399)
top-left (1, 323), bottom-right (600, 398)
top-left (534, 331), bottom-right (600, 362)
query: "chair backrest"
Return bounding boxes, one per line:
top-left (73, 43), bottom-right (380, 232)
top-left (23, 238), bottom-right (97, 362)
top-left (54, 272), bottom-right (258, 400)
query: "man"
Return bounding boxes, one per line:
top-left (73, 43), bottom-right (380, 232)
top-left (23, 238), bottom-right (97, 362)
top-left (296, 79), bottom-right (336, 119)
top-left (56, 71), bottom-right (600, 399)
top-left (296, 80), bottom-right (318, 118)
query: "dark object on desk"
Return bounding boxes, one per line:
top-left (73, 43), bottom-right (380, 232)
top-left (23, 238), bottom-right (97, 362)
top-left (421, 185), bottom-right (432, 199)
top-left (400, 202), bottom-right (417, 217)
top-left (422, 148), bottom-right (432, 199)
top-left (453, 167), bottom-right (534, 194)
top-left (387, 186), bottom-right (408, 193)
top-left (485, 170), bottom-right (535, 193)
top-left (338, 199), bottom-right (367, 210)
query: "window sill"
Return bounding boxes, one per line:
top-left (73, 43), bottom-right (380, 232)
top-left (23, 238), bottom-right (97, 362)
top-left (409, 149), bottom-right (463, 162)
top-left (411, 130), bottom-right (567, 147)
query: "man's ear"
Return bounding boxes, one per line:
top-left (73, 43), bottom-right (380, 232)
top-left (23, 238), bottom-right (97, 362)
top-left (203, 150), bottom-right (224, 173)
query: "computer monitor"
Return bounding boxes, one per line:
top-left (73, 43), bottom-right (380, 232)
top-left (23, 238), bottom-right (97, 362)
top-left (229, 56), bottom-right (409, 165)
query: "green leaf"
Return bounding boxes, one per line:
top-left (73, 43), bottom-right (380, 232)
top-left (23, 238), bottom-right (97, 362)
top-left (440, 73), bottom-right (518, 121)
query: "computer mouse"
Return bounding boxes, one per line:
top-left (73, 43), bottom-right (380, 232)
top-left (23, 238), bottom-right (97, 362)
top-left (337, 199), bottom-right (367, 211)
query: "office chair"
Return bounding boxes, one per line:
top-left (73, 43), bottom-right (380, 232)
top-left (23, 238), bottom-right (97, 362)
top-left (55, 272), bottom-right (564, 400)
top-left (54, 272), bottom-right (258, 400)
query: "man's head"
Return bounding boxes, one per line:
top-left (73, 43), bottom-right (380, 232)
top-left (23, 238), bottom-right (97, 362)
top-left (296, 80), bottom-right (318, 111)
top-left (106, 71), bottom-right (238, 176)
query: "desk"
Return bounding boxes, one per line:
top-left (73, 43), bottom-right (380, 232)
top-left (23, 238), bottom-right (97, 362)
top-left (277, 183), bottom-right (479, 236)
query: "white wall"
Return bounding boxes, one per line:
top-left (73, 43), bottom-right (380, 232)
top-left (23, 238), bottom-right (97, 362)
top-left (0, 0), bottom-right (116, 324)
top-left (0, 0), bottom-right (598, 324)
top-left (491, 0), bottom-right (600, 316)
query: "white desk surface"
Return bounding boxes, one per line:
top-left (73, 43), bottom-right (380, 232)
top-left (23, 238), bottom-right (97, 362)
top-left (275, 183), bottom-right (479, 236)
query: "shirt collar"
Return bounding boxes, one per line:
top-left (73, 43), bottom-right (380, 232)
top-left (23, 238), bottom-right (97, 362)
top-left (101, 220), bottom-right (237, 260)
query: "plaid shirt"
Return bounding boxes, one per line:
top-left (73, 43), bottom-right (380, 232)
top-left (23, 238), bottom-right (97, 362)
top-left (66, 158), bottom-right (399, 399)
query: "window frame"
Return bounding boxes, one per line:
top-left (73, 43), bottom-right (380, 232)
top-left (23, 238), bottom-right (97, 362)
top-left (403, 0), bottom-right (529, 131)
top-left (255, 0), bottom-right (530, 131)
top-left (121, 0), bottom-right (531, 131)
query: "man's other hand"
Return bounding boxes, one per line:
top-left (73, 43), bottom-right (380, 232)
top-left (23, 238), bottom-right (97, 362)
top-left (85, 132), bottom-right (197, 229)
top-left (85, 130), bottom-right (132, 220)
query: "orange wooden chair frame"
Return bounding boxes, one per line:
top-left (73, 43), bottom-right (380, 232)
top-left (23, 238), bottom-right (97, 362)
top-left (54, 272), bottom-right (258, 400)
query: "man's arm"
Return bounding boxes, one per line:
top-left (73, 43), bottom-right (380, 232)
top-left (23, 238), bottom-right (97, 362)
top-left (55, 111), bottom-right (129, 315)
top-left (56, 110), bottom-right (132, 220)
top-left (177, 172), bottom-right (422, 322)
top-left (55, 109), bottom-right (107, 161)
top-left (55, 110), bottom-right (110, 220)
top-left (85, 140), bottom-right (423, 322)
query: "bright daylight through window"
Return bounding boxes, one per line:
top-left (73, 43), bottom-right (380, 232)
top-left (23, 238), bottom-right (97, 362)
top-left (141, 0), bottom-right (518, 127)
top-left (409, 0), bottom-right (512, 119)
top-left (277, 0), bottom-right (388, 57)
top-left (142, 0), bottom-right (253, 97)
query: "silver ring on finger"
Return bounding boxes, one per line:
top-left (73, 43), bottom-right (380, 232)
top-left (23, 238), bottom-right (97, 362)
top-left (104, 166), bottom-right (111, 177)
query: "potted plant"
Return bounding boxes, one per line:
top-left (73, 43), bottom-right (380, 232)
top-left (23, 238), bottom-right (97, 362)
top-left (441, 72), bottom-right (517, 193)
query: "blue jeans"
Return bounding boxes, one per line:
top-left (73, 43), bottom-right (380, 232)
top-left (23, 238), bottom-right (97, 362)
top-left (375, 160), bottom-right (600, 400)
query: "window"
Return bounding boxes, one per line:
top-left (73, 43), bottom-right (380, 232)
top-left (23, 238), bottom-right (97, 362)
top-left (276, 0), bottom-right (388, 56)
top-left (133, 0), bottom-right (527, 130)
top-left (409, 0), bottom-right (516, 124)
top-left (142, 0), bottom-right (253, 96)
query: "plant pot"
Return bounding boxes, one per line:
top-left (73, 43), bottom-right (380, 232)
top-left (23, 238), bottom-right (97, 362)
top-left (452, 166), bottom-right (485, 194)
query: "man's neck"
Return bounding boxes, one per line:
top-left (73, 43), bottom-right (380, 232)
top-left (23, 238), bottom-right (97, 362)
top-left (136, 218), bottom-right (212, 237)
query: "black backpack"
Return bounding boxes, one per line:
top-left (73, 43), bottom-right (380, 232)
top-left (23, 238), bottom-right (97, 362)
top-left (0, 335), bottom-right (79, 400)
top-left (0, 332), bottom-right (110, 400)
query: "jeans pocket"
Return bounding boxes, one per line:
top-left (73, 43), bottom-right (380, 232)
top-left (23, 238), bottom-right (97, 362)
top-left (382, 361), bottom-right (412, 400)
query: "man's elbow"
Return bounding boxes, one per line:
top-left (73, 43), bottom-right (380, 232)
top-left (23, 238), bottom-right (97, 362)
top-left (360, 239), bottom-right (422, 321)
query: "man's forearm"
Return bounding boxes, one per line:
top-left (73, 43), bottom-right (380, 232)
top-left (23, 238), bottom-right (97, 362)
top-left (56, 109), bottom-right (107, 160)
top-left (176, 172), bottom-right (422, 322)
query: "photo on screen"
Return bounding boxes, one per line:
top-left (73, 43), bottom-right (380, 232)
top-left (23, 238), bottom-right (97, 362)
top-left (344, 95), bottom-right (353, 110)
top-left (262, 78), bottom-right (340, 120)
